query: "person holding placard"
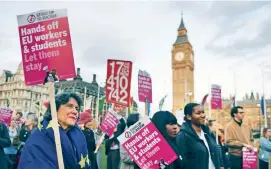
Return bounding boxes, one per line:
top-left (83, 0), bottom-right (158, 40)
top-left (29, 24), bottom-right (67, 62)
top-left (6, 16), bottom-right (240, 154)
top-left (152, 111), bottom-right (184, 169)
top-left (176, 103), bottom-right (222, 169)
top-left (120, 113), bottom-right (140, 169)
top-left (225, 106), bottom-right (253, 169)
top-left (105, 118), bottom-right (126, 169)
top-left (17, 93), bottom-right (91, 169)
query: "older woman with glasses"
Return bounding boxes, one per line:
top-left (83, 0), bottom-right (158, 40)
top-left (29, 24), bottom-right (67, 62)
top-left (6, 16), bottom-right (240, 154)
top-left (259, 128), bottom-right (271, 169)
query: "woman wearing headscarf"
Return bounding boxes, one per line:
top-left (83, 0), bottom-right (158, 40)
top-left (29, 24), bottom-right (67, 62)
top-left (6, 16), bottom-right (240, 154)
top-left (120, 113), bottom-right (140, 169)
top-left (176, 103), bottom-right (222, 169)
top-left (152, 111), bottom-right (183, 169)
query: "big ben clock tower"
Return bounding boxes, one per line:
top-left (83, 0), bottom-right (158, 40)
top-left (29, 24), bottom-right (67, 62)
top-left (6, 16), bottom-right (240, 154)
top-left (172, 14), bottom-right (194, 114)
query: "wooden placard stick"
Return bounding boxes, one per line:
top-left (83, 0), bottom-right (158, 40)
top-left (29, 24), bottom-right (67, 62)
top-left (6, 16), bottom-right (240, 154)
top-left (94, 133), bottom-right (105, 153)
top-left (48, 82), bottom-right (64, 169)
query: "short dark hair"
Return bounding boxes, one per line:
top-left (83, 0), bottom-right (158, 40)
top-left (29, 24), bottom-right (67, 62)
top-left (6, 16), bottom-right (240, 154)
top-left (16, 112), bottom-right (23, 117)
top-left (208, 120), bottom-right (215, 127)
top-left (44, 92), bottom-right (82, 121)
top-left (230, 106), bottom-right (243, 118)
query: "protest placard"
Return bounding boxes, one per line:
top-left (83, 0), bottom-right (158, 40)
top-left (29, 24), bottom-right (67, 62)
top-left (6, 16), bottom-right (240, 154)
top-left (118, 117), bottom-right (178, 169)
top-left (211, 84), bottom-right (222, 109)
top-left (100, 111), bottom-right (119, 137)
top-left (242, 147), bottom-right (258, 169)
top-left (17, 9), bottom-right (76, 86)
top-left (138, 70), bottom-right (152, 103)
top-left (0, 108), bottom-right (13, 126)
top-left (106, 59), bottom-right (132, 107)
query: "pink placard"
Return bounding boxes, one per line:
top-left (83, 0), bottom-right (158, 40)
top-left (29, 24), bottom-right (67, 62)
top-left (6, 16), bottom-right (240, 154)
top-left (242, 148), bottom-right (258, 169)
top-left (0, 108), bottom-right (13, 126)
top-left (211, 84), bottom-right (222, 109)
top-left (17, 9), bottom-right (76, 86)
top-left (118, 117), bottom-right (178, 169)
top-left (138, 70), bottom-right (152, 103)
top-left (100, 111), bottom-right (119, 137)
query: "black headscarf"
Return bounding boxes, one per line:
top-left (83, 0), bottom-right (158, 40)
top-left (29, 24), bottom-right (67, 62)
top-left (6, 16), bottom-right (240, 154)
top-left (126, 113), bottom-right (140, 128)
top-left (152, 111), bottom-right (177, 140)
top-left (152, 111), bottom-right (179, 152)
top-left (152, 111), bottom-right (183, 168)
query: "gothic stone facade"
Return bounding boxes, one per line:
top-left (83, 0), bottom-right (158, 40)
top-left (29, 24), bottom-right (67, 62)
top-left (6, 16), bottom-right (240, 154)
top-left (0, 63), bottom-right (49, 115)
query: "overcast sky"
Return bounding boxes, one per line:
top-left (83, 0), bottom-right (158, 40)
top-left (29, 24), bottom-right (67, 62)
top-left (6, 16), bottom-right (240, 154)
top-left (1, 1), bottom-right (271, 114)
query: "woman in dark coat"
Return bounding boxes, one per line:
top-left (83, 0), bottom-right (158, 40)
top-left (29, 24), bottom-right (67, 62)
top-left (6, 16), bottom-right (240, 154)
top-left (176, 103), bottom-right (223, 169)
top-left (0, 122), bottom-right (11, 169)
top-left (152, 111), bottom-right (183, 169)
top-left (83, 120), bottom-right (99, 169)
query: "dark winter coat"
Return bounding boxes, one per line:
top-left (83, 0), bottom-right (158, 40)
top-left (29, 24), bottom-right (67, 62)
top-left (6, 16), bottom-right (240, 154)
top-left (176, 121), bottom-right (222, 169)
top-left (0, 122), bottom-right (11, 169)
top-left (83, 129), bottom-right (98, 169)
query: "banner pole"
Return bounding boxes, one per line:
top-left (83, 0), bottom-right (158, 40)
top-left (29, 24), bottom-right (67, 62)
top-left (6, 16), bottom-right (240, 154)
top-left (48, 82), bottom-right (64, 169)
top-left (216, 106), bottom-right (219, 144)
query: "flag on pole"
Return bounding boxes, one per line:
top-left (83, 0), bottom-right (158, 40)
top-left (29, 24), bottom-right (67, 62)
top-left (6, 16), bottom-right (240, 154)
top-left (147, 99), bottom-right (151, 116)
top-left (201, 94), bottom-right (209, 106)
top-left (128, 97), bottom-right (134, 114)
top-left (159, 95), bottom-right (167, 110)
top-left (35, 101), bottom-right (42, 112)
top-left (6, 97), bottom-right (10, 107)
top-left (98, 96), bottom-right (106, 113)
top-left (261, 96), bottom-right (266, 116)
top-left (231, 96), bottom-right (237, 107)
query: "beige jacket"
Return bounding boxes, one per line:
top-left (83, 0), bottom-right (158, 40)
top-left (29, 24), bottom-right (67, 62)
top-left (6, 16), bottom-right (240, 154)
top-left (225, 120), bottom-right (252, 156)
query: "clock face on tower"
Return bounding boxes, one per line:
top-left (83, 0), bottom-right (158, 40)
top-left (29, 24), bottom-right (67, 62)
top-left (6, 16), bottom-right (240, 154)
top-left (175, 52), bottom-right (184, 61)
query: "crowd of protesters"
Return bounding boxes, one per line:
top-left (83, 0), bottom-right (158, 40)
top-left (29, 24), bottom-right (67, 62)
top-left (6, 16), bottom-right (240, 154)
top-left (0, 92), bottom-right (270, 169)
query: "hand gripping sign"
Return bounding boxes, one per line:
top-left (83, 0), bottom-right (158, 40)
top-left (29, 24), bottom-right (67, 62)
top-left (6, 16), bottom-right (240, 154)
top-left (118, 117), bottom-right (178, 169)
top-left (106, 59), bottom-right (132, 107)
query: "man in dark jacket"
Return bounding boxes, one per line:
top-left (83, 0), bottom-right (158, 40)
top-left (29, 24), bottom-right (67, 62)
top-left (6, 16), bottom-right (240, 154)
top-left (176, 103), bottom-right (223, 169)
top-left (0, 122), bottom-right (11, 169)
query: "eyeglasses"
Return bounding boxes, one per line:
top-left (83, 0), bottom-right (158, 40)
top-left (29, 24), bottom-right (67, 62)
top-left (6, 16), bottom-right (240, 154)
top-left (238, 112), bottom-right (245, 114)
top-left (267, 131), bottom-right (271, 132)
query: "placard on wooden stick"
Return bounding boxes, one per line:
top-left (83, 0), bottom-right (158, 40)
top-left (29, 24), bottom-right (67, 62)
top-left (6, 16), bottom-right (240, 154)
top-left (48, 82), bottom-right (64, 169)
top-left (17, 8), bottom-right (76, 169)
